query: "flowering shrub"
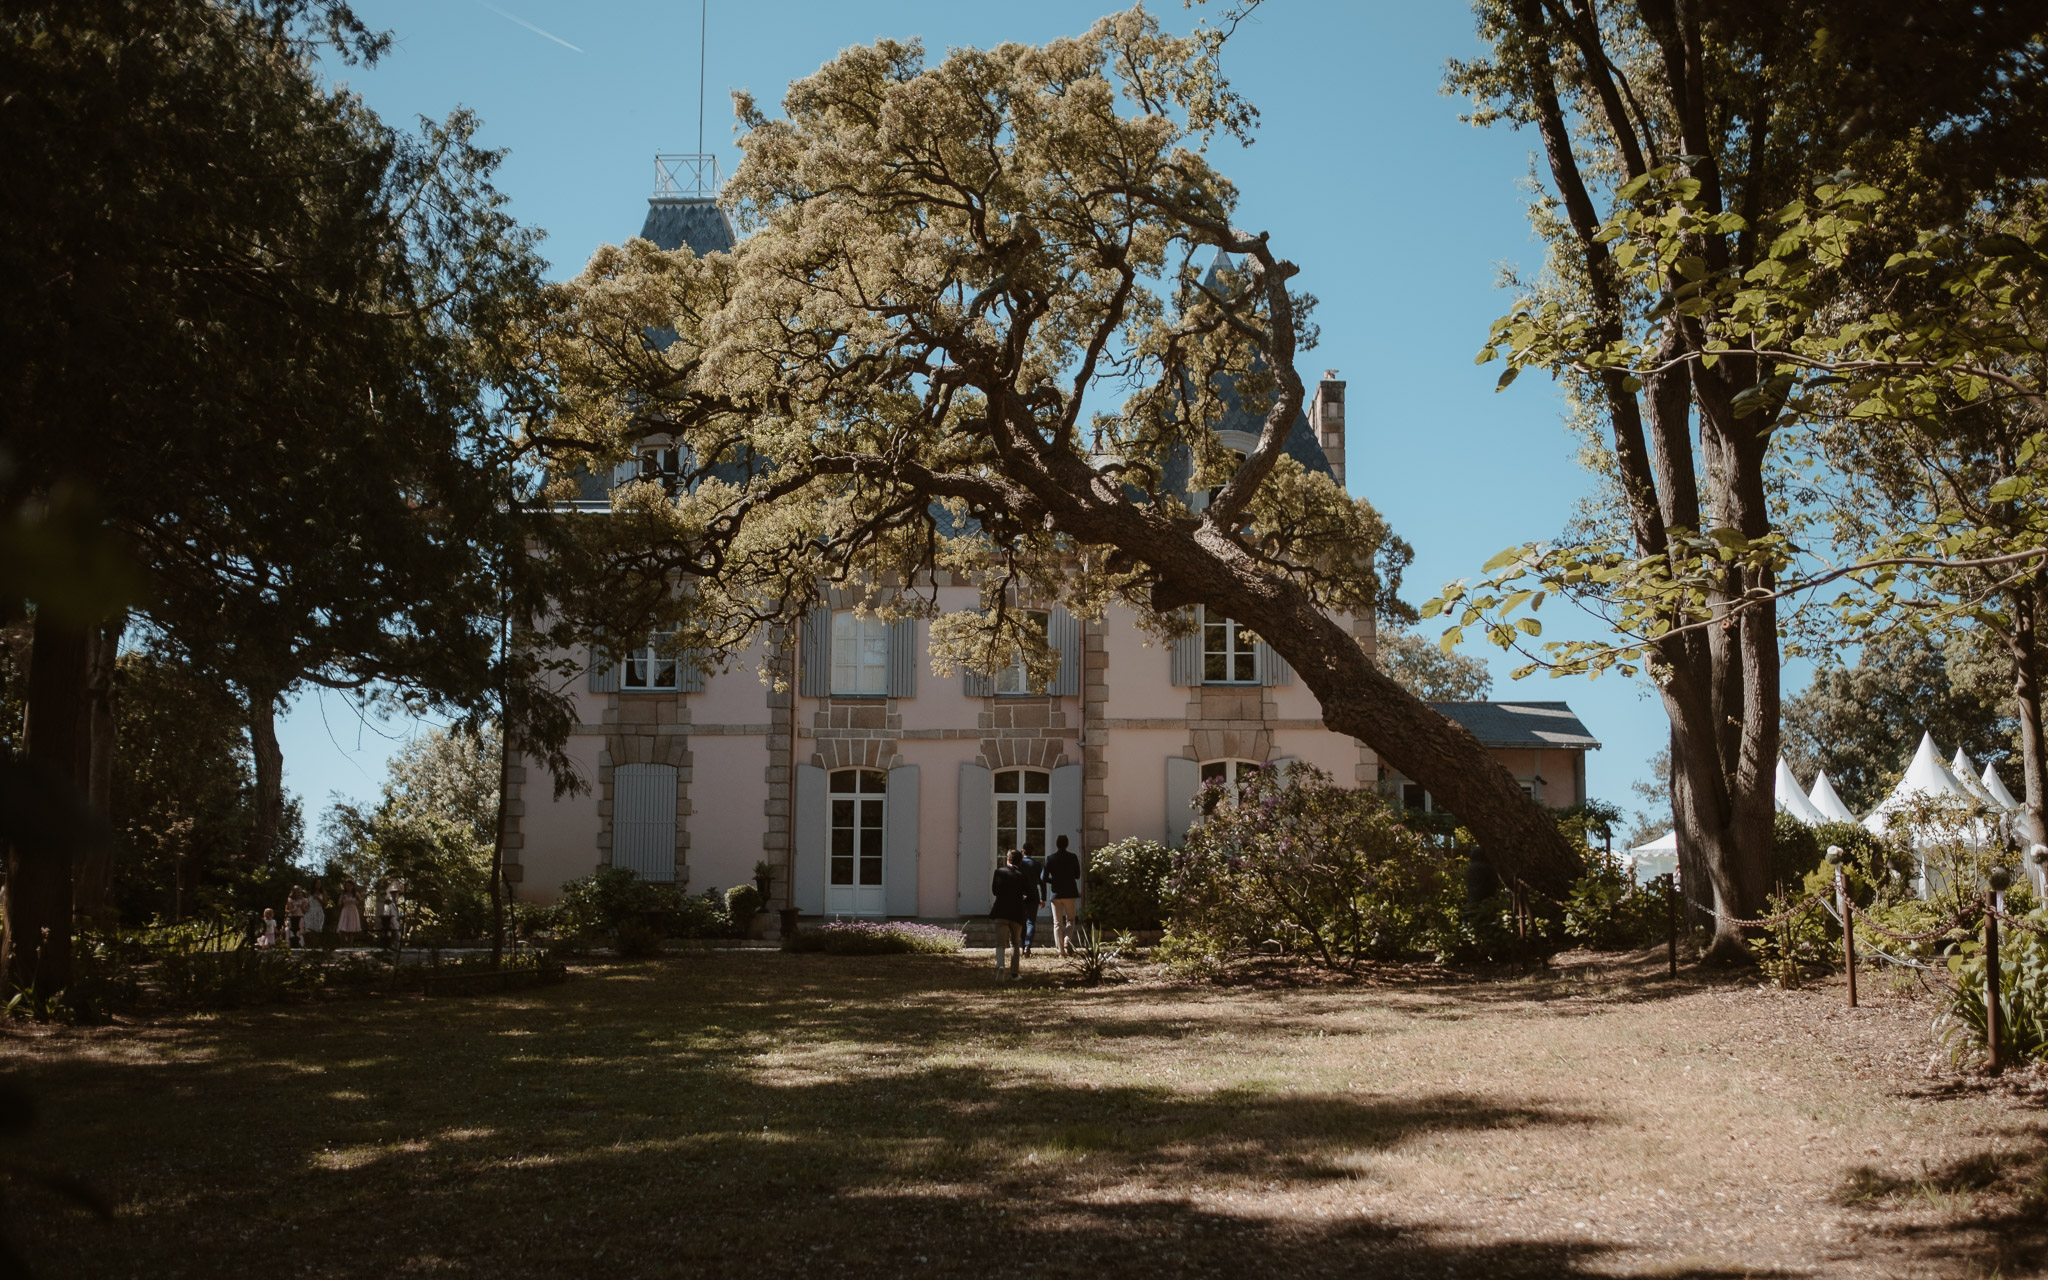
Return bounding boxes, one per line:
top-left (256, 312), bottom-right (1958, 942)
top-left (1164, 764), bottom-right (1461, 970)
top-left (1081, 837), bottom-right (1173, 931)
top-left (790, 921), bottom-right (965, 955)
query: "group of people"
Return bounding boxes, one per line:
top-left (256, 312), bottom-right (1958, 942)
top-left (252, 878), bottom-right (381, 950)
top-left (987, 835), bottom-right (1083, 981)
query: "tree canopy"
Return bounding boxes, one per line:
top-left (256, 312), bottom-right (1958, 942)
top-left (536, 11), bottom-right (1584, 894)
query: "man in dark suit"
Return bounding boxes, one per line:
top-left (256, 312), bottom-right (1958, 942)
top-left (989, 849), bottom-right (1036, 981)
top-left (1044, 835), bottom-right (1083, 955)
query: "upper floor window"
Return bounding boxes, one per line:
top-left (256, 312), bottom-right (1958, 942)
top-left (831, 612), bottom-right (889, 695)
top-left (612, 441), bottom-right (687, 493)
top-left (994, 611), bottom-right (1051, 695)
top-left (1202, 609), bottom-right (1257, 684)
top-left (623, 635), bottom-right (680, 691)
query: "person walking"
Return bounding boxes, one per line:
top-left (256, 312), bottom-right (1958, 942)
top-left (989, 849), bottom-right (1036, 982)
top-left (336, 881), bottom-right (363, 944)
top-left (1044, 835), bottom-right (1083, 956)
top-left (1017, 846), bottom-right (1044, 956)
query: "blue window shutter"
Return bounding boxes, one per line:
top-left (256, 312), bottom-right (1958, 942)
top-left (793, 764), bottom-right (826, 913)
top-left (884, 764), bottom-right (920, 916)
top-left (1049, 609), bottom-right (1082, 697)
top-left (1050, 762), bottom-right (1083, 861)
top-left (587, 645), bottom-right (619, 693)
top-left (798, 607), bottom-right (830, 698)
top-left (1258, 640), bottom-right (1294, 686)
top-left (1169, 630), bottom-right (1201, 686)
top-left (956, 762), bottom-right (993, 915)
top-left (679, 646), bottom-right (708, 693)
top-left (612, 763), bottom-right (678, 882)
top-left (1165, 756), bottom-right (1201, 846)
top-left (886, 617), bottom-right (918, 698)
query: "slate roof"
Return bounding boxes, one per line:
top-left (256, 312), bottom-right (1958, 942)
top-left (566, 197), bottom-right (744, 506)
top-left (1428, 701), bottom-right (1601, 750)
top-left (638, 198), bottom-right (736, 256)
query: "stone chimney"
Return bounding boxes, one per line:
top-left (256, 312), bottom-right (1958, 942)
top-left (1308, 369), bottom-right (1346, 487)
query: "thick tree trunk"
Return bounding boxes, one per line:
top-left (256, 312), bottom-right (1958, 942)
top-left (1118, 531), bottom-right (1585, 899)
top-left (3, 615), bottom-right (91, 1004)
top-left (490, 728), bottom-right (511, 968)
top-left (245, 685), bottom-right (286, 871)
top-left (2009, 585), bottom-right (2047, 853)
top-left (72, 615), bottom-right (125, 928)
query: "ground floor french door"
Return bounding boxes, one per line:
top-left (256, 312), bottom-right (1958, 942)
top-left (827, 768), bottom-right (887, 915)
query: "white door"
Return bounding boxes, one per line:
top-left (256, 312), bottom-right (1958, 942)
top-left (827, 768), bottom-right (888, 915)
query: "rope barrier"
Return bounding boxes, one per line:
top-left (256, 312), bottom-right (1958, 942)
top-left (1680, 890), bottom-right (1830, 930)
top-left (1820, 898), bottom-right (1943, 973)
top-left (1841, 897), bottom-right (1976, 944)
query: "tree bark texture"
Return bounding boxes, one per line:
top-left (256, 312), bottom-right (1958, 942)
top-left (2009, 580), bottom-right (2048, 853)
top-left (72, 615), bottom-right (125, 928)
top-left (490, 728), bottom-right (511, 969)
top-left (1499, 1), bottom-right (1784, 958)
top-left (245, 685), bottom-right (286, 871)
top-left (3, 615), bottom-right (91, 1002)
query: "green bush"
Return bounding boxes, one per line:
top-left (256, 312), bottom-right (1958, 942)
top-left (552, 868), bottom-right (731, 939)
top-left (1081, 837), bottom-right (1173, 931)
top-left (1561, 853), bottom-right (1670, 951)
top-left (787, 922), bottom-right (964, 954)
top-left (615, 921), bottom-right (665, 959)
top-left (725, 883), bottom-right (763, 935)
top-left (1164, 764), bottom-right (1461, 969)
top-left (1940, 908), bottom-right (2048, 1068)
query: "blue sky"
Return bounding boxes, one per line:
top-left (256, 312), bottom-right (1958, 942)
top-left (280, 0), bottom-right (1685, 832)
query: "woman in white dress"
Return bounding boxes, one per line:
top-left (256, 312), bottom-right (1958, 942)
top-left (303, 879), bottom-right (327, 945)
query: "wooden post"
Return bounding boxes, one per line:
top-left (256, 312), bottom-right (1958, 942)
top-left (1987, 868), bottom-right (2010, 1076)
top-left (1828, 846), bottom-right (1856, 1008)
top-left (1664, 872), bottom-right (1677, 979)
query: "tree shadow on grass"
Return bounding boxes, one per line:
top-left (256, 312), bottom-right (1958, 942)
top-left (1831, 1134), bottom-right (2048, 1277)
top-left (4, 955), bottom-right (1801, 1279)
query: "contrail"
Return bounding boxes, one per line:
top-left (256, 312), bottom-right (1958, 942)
top-left (473, 0), bottom-right (585, 54)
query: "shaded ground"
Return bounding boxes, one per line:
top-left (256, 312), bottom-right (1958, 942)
top-left (6, 946), bottom-right (2047, 1278)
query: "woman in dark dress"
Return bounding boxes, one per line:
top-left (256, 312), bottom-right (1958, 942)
top-left (989, 849), bottom-right (1036, 982)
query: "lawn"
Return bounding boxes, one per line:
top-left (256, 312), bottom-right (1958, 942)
top-left (6, 948), bottom-right (2045, 1278)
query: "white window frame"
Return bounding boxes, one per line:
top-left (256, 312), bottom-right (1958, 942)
top-left (827, 768), bottom-right (888, 912)
top-left (1199, 759), bottom-right (1264, 810)
top-left (830, 611), bottom-right (889, 695)
top-left (993, 768), bottom-right (1051, 860)
top-left (1201, 608), bottom-right (1258, 685)
top-left (994, 611), bottom-right (1051, 695)
top-left (622, 634), bottom-right (681, 692)
top-left (612, 439), bottom-right (687, 491)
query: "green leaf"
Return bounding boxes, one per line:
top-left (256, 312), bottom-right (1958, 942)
top-left (1474, 347), bottom-right (1497, 365)
top-left (1515, 617), bottom-right (1542, 636)
top-left (1438, 628), bottom-right (1464, 654)
top-left (1495, 366), bottom-right (1520, 392)
top-left (1481, 546), bottom-right (1523, 572)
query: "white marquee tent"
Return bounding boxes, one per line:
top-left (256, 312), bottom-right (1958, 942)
top-left (1808, 770), bottom-right (1858, 823)
top-left (1983, 763), bottom-right (2022, 812)
top-left (1775, 757), bottom-right (1828, 826)
top-left (1626, 828), bottom-right (1678, 884)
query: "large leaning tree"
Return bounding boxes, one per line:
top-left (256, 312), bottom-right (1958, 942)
top-left (533, 12), bottom-right (1584, 895)
top-left (1435, 0), bottom-right (2048, 958)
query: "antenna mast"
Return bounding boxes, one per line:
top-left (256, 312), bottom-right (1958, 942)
top-left (654, 0), bottom-right (719, 198)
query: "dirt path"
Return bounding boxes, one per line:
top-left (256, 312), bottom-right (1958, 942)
top-left (3, 949), bottom-right (2043, 1278)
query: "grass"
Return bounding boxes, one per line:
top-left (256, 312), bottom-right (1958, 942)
top-left (5, 947), bottom-right (2046, 1278)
